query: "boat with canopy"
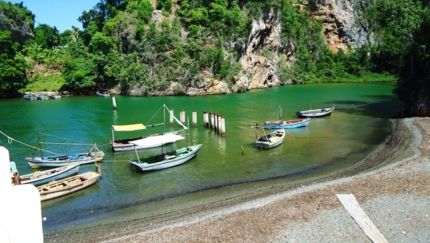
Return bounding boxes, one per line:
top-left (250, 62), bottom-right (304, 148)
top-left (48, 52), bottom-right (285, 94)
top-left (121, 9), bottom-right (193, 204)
top-left (110, 104), bottom-right (188, 152)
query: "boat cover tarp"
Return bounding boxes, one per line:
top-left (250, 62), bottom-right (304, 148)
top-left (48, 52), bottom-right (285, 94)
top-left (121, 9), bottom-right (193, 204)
top-left (112, 124), bottom-right (146, 132)
top-left (129, 134), bottom-right (185, 147)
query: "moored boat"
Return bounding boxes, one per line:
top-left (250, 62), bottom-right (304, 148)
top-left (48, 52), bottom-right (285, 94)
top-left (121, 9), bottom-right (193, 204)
top-left (26, 150), bottom-right (105, 168)
top-left (263, 105), bottom-right (311, 129)
top-left (296, 107), bottom-right (333, 118)
top-left (263, 117), bottom-right (311, 129)
top-left (96, 89), bottom-right (110, 97)
top-left (255, 128), bottom-right (285, 149)
top-left (23, 94), bottom-right (36, 100)
top-left (19, 164), bottom-right (80, 186)
top-left (111, 104), bottom-right (187, 152)
top-left (49, 94), bottom-right (61, 99)
top-left (37, 171), bottom-right (100, 202)
top-left (35, 93), bottom-right (48, 100)
top-left (130, 144), bottom-right (202, 171)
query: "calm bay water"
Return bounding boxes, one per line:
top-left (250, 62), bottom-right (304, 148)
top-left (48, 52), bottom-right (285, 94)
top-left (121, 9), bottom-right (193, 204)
top-left (0, 83), bottom-right (403, 231)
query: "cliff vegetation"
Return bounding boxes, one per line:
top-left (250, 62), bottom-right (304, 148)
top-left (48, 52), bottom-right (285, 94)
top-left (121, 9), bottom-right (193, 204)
top-left (0, 0), bottom-right (429, 116)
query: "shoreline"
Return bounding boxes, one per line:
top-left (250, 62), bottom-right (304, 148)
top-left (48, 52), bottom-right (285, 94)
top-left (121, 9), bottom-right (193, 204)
top-left (44, 118), bottom-right (430, 242)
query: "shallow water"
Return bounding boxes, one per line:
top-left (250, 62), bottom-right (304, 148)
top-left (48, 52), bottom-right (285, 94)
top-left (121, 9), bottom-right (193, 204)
top-left (0, 83), bottom-right (403, 231)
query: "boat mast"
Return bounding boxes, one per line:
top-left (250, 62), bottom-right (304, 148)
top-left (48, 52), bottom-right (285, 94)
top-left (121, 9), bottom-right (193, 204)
top-left (37, 132), bottom-right (43, 159)
top-left (163, 104), bottom-right (166, 133)
top-left (279, 105), bottom-right (282, 120)
top-left (188, 118), bottom-right (190, 147)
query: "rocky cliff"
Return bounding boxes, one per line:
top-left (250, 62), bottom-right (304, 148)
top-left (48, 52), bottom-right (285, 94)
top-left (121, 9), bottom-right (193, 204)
top-left (127, 0), bottom-right (372, 96)
top-left (0, 9), bottom-right (34, 44)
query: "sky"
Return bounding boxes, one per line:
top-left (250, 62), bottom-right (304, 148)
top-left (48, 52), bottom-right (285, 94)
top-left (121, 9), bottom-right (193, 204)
top-left (9, 0), bottom-right (100, 33)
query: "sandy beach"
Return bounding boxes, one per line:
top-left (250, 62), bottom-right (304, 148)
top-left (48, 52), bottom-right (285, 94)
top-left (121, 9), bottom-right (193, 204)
top-left (44, 118), bottom-right (430, 242)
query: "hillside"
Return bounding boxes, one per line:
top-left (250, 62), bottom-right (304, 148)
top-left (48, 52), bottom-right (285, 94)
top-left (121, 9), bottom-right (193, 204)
top-left (0, 0), bottom-right (429, 116)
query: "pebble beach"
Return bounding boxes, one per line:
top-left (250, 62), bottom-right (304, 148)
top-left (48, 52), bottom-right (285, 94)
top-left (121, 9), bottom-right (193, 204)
top-left (45, 118), bottom-right (430, 242)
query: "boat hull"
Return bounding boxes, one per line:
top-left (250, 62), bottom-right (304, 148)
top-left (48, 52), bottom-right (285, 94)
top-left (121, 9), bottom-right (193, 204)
top-left (130, 144), bottom-right (202, 171)
top-left (263, 118), bottom-right (310, 129)
top-left (26, 151), bottom-right (105, 168)
top-left (296, 107), bottom-right (333, 118)
top-left (38, 171), bottom-right (100, 202)
top-left (255, 129), bottom-right (285, 149)
top-left (20, 164), bottom-right (80, 186)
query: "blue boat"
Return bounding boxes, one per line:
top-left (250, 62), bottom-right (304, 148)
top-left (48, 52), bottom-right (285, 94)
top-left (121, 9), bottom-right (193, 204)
top-left (262, 105), bottom-right (311, 129)
top-left (23, 94), bottom-right (36, 100)
top-left (13, 163), bottom-right (80, 186)
top-left (35, 93), bottom-right (48, 100)
top-left (263, 117), bottom-right (310, 129)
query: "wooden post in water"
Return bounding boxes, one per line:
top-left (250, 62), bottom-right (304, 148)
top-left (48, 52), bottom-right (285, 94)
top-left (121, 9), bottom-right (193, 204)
top-left (210, 112), bottom-right (214, 130)
top-left (112, 96), bottom-right (117, 110)
top-left (214, 114), bottom-right (218, 132)
top-left (203, 111), bottom-right (209, 128)
top-left (192, 111), bottom-right (197, 127)
top-left (170, 109), bottom-right (174, 126)
top-left (217, 115), bottom-right (221, 134)
top-left (180, 109), bottom-right (185, 124)
top-left (220, 116), bottom-right (226, 137)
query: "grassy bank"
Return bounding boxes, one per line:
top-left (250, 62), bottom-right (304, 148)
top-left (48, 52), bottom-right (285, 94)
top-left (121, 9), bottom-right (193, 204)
top-left (20, 73), bottom-right (66, 92)
top-left (19, 72), bottom-right (397, 93)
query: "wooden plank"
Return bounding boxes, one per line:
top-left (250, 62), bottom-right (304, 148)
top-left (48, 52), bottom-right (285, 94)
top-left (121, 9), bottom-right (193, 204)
top-left (336, 194), bottom-right (388, 243)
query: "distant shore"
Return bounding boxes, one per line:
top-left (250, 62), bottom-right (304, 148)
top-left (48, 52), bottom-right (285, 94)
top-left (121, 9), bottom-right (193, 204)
top-left (44, 118), bottom-right (430, 243)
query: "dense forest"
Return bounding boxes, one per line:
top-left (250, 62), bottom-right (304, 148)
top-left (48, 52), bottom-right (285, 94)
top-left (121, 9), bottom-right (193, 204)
top-left (0, 0), bottom-right (429, 116)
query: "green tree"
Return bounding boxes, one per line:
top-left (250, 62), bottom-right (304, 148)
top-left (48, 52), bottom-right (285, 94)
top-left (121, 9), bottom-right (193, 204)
top-left (88, 32), bottom-right (115, 55)
top-left (33, 24), bottom-right (60, 49)
top-left (0, 30), bottom-right (29, 97)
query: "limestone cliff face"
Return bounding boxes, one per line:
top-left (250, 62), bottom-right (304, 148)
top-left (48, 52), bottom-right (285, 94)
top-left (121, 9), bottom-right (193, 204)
top-left (127, 1), bottom-right (373, 96)
top-left (189, 1), bottom-right (372, 95)
top-left (304, 0), bottom-right (372, 53)
top-left (236, 8), bottom-right (284, 90)
top-left (0, 10), bottom-right (34, 44)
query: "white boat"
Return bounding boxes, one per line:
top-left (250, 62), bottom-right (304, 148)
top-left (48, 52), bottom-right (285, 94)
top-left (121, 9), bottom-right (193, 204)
top-left (130, 144), bottom-right (202, 171)
top-left (96, 90), bottom-right (110, 97)
top-left (35, 93), bottom-right (48, 100)
top-left (18, 164), bottom-right (80, 186)
top-left (296, 107), bottom-right (333, 118)
top-left (26, 149), bottom-right (104, 168)
top-left (23, 94), bottom-right (36, 100)
top-left (0, 131), bottom-right (105, 168)
top-left (50, 94), bottom-right (61, 99)
top-left (255, 128), bottom-right (286, 149)
top-left (25, 140), bottom-right (105, 168)
top-left (110, 104), bottom-right (187, 152)
top-left (37, 171), bottom-right (100, 202)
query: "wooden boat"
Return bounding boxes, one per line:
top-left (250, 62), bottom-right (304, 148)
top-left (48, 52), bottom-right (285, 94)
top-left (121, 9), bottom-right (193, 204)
top-left (296, 107), bottom-right (333, 118)
top-left (19, 164), bottom-right (80, 186)
top-left (130, 144), bottom-right (202, 171)
top-left (262, 105), bottom-right (311, 129)
top-left (26, 150), bottom-right (104, 168)
top-left (110, 104), bottom-right (187, 152)
top-left (37, 171), bottom-right (100, 202)
top-left (263, 117), bottom-right (310, 129)
top-left (255, 128), bottom-right (285, 149)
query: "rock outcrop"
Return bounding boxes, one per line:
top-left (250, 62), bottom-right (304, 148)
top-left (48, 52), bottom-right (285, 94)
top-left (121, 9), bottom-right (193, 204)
top-left (174, 1), bottom-right (372, 96)
top-left (0, 10), bottom-right (34, 44)
top-left (305, 0), bottom-right (372, 53)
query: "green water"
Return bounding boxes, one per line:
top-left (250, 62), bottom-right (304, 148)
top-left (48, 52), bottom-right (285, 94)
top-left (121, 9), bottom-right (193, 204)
top-left (0, 83), bottom-right (403, 230)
